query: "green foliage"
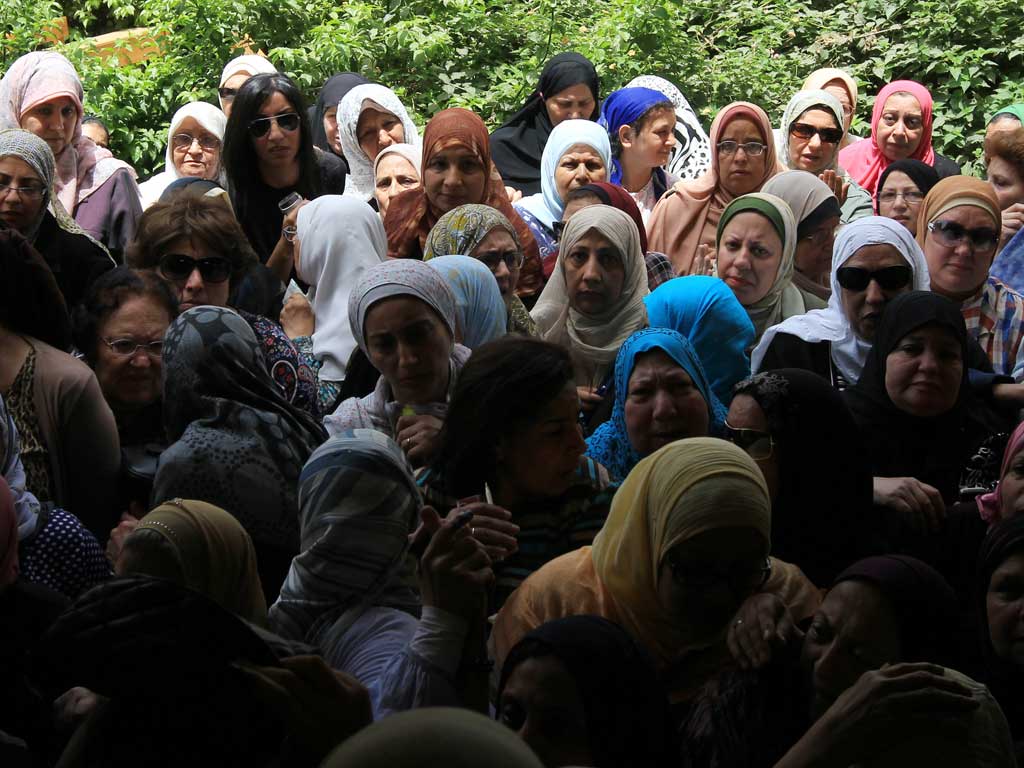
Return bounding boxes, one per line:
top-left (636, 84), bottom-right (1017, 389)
top-left (2, 0), bottom-right (1022, 178)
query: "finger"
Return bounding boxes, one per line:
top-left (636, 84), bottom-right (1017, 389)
top-left (879, 661), bottom-right (947, 677)
top-left (471, 527), bottom-right (518, 550)
top-left (463, 503), bottom-right (513, 521)
top-left (419, 506), bottom-right (444, 534)
top-left (470, 515), bottom-right (519, 535)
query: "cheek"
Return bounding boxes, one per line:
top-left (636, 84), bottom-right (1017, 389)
top-left (623, 401), bottom-right (648, 448)
top-left (466, 171), bottom-right (487, 201)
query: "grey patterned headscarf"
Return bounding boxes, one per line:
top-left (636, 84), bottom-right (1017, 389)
top-left (0, 394), bottom-right (41, 540)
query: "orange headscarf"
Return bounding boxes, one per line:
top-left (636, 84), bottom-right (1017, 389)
top-left (915, 175), bottom-right (1000, 251)
top-left (383, 108), bottom-right (542, 295)
top-left (647, 102), bottom-right (781, 275)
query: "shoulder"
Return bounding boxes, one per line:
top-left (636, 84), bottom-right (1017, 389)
top-left (29, 338), bottom-right (97, 387)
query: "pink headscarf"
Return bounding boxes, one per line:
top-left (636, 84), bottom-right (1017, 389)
top-left (0, 51), bottom-right (134, 213)
top-left (838, 80), bottom-right (936, 198)
top-left (977, 422), bottom-right (1024, 526)
top-left (0, 476), bottom-right (18, 589)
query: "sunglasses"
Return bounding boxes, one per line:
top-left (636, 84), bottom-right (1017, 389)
top-left (218, 86), bottom-right (238, 102)
top-left (723, 420), bottom-right (775, 461)
top-left (789, 122), bottom-right (844, 144)
top-left (247, 112), bottom-right (300, 138)
top-left (158, 253), bottom-right (232, 284)
top-left (835, 265), bottom-right (913, 292)
top-left (927, 219), bottom-right (999, 252)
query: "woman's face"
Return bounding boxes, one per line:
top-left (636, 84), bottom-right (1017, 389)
top-left (94, 295), bottom-right (172, 412)
top-left (499, 655), bottom-right (593, 768)
top-left (220, 72), bottom-right (251, 118)
top-left (560, 192), bottom-right (602, 224)
top-left (988, 155), bottom-right (1024, 212)
top-left (81, 121), bottom-right (108, 149)
top-left (158, 237), bottom-right (232, 312)
top-left (717, 116), bottom-right (768, 197)
top-left (363, 296), bottom-right (453, 405)
top-left (824, 81), bottom-right (854, 133)
top-left (987, 550), bottom-right (1024, 667)
top-left (470, 226), bottom-right (520, 300)
top-left (875, 93), bottom-right (925, 162)
top-left (923, 204), bottom-right (999, 300)
top-left (357, 107), bottom-right (405, 161)
top-left (794, 213), bottom-right (839, 282)
top-left (424, 145), bottom-right (487, 213)
top-left (999, 452), bottom-right (1024, 520)
top-left (0, 156), bottom-right (46, 233)
top-left (840, 244), bottom-right (912, 341)
top-left (725, 393), bottom-right (778, 501)
top-left (20, 96), bottom-right (77, 159)
top-left (374, 153), bottom-right (420, 216)
top-left (656, 525), bottom-right (769, 641)
top-left (788, 108), bottom-right (841, 174)
top-left (563, 230), bottom-right (625, 315)
top-left (171, 116), bottom-right (221, 181)
top-left (323, 105), bottom-right (341, 155)
top-left (553, 143), bottom-right (606, 203)
top-left (624, 349), bottom-right (709, 458)
top-left (716, 211), bottom-right (783, 306)
top-left (250, 91), bottom-right (301, 169)
top-left (884, 323), bottom-right (963, 417)
top-left (544, 83), bottom-right (596, 126)
top-left (620, 107), bottom-right (676, 171)
top-left (877, 171), bottom-right (926, 235)
top-left (800, 580), bottom-right (903, 719)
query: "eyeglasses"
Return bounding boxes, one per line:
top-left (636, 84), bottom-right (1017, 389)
top-left (476, 248), bottom-right (524, 272)
top-left (800, 226), bottom-right (838, 248)
top-left (877, 189), bottom-right (924, 205)
top-left (248, 113), bottom-right (300, 138)
top-left (835, 265), bottom-right (913, 292)
top-left (158, 253), bottom-right (232, 284)
top-left (218, 87), bottom-right (238, 103)
top-left (667, 554), bottom-right (772, 593)
top-left (789, 122), bottom-right (844, 145)
top-left (171, 133), bottom-right (221, 152)
top-left (927, 219), bottom-right (999, 252)
top-left (103, 338), bottom-right (164, 357)
top-left (0, 182), bottom-right (45, 200)
top-left (723, 419), bottom-right (775, 460)
top-left (716, 140), bottom-right (767, 157)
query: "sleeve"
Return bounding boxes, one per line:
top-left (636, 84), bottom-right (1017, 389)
top-left (839, 180), bottom-right (874, 224)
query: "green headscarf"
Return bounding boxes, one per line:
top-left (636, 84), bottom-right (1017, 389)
top-left (990, 104), bottom-right (1024, 125)
top-left (716, 193), bottom-right (788, 244)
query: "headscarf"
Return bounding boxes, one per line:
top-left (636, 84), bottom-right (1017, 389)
top-left (842, 291), bottom-right (971, 503)
top-left (627, 75), bottom-right (712, 180)
top-left (591, 437), bottom-right (770, 665)
top-left (426, 255), bottom-right (507, 348)
top-left (586, 328), bottom-right (724, 482)
top-left (597, 87), bottom-right (672, 185)
top-left (977, 421), bottom-right (1024, 525)
top-left (0, 227), bottom-right (72, 350)
top-left (324, 259), bottom-right (470, 437)
top-left (752, 216), bottom-right (931, 381)
top-left (762, 169), bottom-right (841, 238)
top-left (138, 102), bottom-right (227, 209)
top-left (990, 104), bottom-right (1024, 125)
top-left (489, 52), bottom-right (600, 197)
top-left (337, 84), bottom-right (420, 200)
top-left (153, 306), bottom-right (326, 561)
top-left (734, 369), bottom-right (873, 584)
top-left (874, 158), bottom-right (940, 214)
top-left (423, 203), bottom-right (520, 260)
top-left (372, 142), bottom-right (421, 181)
top-left (295, 195), bottom-right (387, 381)
top-left (838, 80), bottom-right (936, 197)
top-left (217, 54), bottom-right (276, 109)
top-left (515, 118), bottom-right (612, 230)
top-left (915, 175), bottom-right (1001, 251)
top-left (530, 205), bottom-right (649, 379)
top-left (714, 192), bottom-right (798, 339)
top-left (0, 51), bottom-right (136, 212)
top-left (0, 476), bottom-right (17, 588)
top-left (311, 72), bottom-right (369, 154)
top-left (269, 430), bottom-right (421, 645)
top-left (644, 276), bottom-right (756, 405)
top-left (322, 707), bottom-right (544, 768)
top-left (647, 101), bottom-right (782, 275)
top-left (774, 89), bottom-right (846, 172)
top-left (134, 499), bottom-right (267, 625)
top-left (577, 180), bottom-right (650, 253)
top-left (497, 616), bottom-right (676, 768)
top-left (0, 395), bottom-right (41, 543)
top-left (802, 68), bottom-right (859, 116)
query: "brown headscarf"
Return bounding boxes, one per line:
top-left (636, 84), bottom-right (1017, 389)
top-left (647, 102), bottom-right (781, 275)
top-left (383, 107), bottom-right (542, 295)
top-left (915, 175), bottom-right (1001, 251)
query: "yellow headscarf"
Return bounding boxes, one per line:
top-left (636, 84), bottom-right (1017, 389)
top-left (591, 437), bottom-right (771, 663)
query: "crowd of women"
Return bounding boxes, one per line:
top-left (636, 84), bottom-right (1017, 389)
top-left (3, 43), bottom-right (1024, 766)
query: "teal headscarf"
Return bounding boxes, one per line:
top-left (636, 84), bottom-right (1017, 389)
top-left (990, 104), bottom-right (1024, 124)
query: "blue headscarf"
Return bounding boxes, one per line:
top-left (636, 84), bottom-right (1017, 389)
top-left (643, 276), bottom-right (755, 406)
top-left (426, 255), bottom-right (507, 349)
top-left (598, 87), bottom-right (671, 185)
top-left (585, 328), bottom-right (724, 482)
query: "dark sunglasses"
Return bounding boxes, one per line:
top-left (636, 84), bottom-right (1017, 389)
top-left (217, 86), bottom-right (238, 102)
top-left (667, 554), bottom-right (772, 593)
top-left (247, 112), bottom-right (300, 138)
top-left (789, 121), bottom-right (844, 144)
top-left (835, 265), bottom-right (913, 292)
top-left (158, 253), bottom-right (232, 284)
top-left (723, 420), bottom-right (775, 461)
top-left (927, 219), bottom-right (999, 252)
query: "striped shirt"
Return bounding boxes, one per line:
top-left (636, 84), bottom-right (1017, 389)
top-left (960, 276), bottom-right (1024, 381)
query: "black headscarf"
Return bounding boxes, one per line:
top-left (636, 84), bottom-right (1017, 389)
top-left (843, 291), bottom-right (972, 503)
top-left (310, 72), bottom-right (370, 157)
top-left (0, 228), bottom-right (71, 350)
top-left (734, 369), bottom-right (873, 584)
top-left (489, 52), bottom-right (600, 196)
top-left (874, 158), bottom-right (941, 215)
top-left (497, 615), bottom-right (676, 768)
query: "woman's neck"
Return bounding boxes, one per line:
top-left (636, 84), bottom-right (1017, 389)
top-left (259, 160), bottom-right (301, 189)
top-left (932, 280), bottom-right (985, 305)
top-left (618, 152), bottom-right (654, 194)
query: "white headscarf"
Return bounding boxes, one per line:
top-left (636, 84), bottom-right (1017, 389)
top-left (337, 84), bottom-right (420, 200)
top-left (373, 142), bottom-right (421, 177)
top-left (218, 55), bottom-right (277, 109)
top-left (296, 196), bottom-right (387, 381)
top-left (772, 89), bottom-right (846, 172)
top-left (751, 215), bottom-right (931, 380)
top-left (515, 118), bottom-right (612, 230)
top-left (138, 102), bottom-right (227, 209)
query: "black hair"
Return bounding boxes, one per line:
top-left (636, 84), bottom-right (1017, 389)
top-left (609, 99), bottom-right (674, 159)
top-left (73, 266), bottom-right (180, 366)
top-left (435, 336), bottom-right (574, 498)
top-left (564, 186), bottom-right (604, 206)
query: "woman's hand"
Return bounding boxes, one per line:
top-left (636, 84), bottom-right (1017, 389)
top-left (267, 202), bottom-right (307, 283)
top-left (686, 243), bottom-right (717, 276)
top-left (418, 507), bottom-right (494, 620)
top-left (872, 476), bottom-right (945, 534)
top-left (280, 293), bottom-right (315, 339)
top-left (395, 413), bottom-right (444, 467)
top-left (53, 687), bottom-right (105, 733)
top-left (105, 512), bottom-right (141, 566)
top-left (577, 386), bottom-right (604, 413)
top-left (818, 169), bottom-right (849, 205)
top-left (1000, 203), bottom-right (1024, 250)
top-left (450, 502), bottom-right (518, 562)
top-left (504, 185), bottom-right (523, 204)
top-left (727, 593), bottom-right (802, 671)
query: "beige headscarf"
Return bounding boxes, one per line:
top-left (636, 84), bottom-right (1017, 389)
top-left (802, 68), bottom-right (859, 143)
